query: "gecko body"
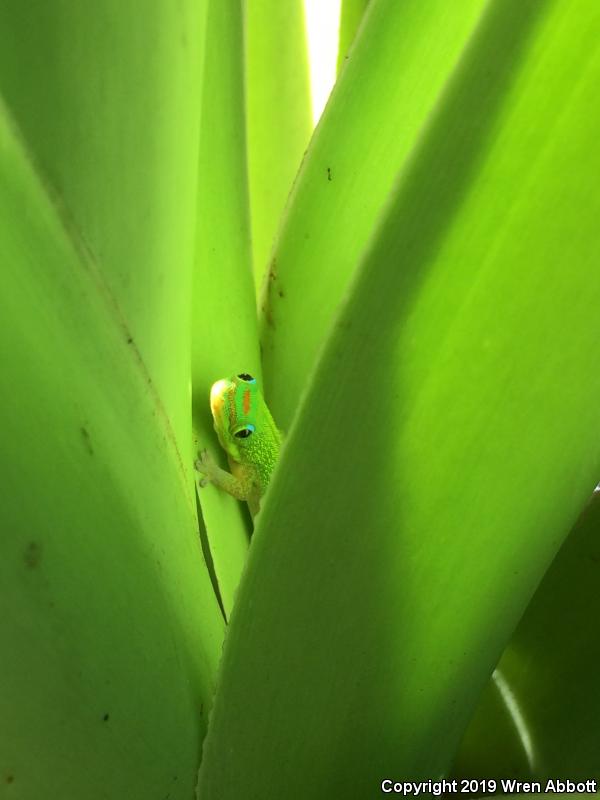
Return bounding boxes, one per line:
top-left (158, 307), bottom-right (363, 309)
top-left (196, 373), bottom-right (281, 516)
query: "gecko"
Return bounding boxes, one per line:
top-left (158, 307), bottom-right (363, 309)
top-left (195, 373), bottom-right (282, 516)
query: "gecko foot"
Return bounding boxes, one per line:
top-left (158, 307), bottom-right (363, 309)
top-left (195, 449), bottom-right (214, 488)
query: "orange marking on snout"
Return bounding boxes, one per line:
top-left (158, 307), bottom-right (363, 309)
top-left (242, 388), bottom-right (251, 415)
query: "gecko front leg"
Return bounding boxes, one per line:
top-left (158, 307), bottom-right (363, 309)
top-left (195, 449), bottom-right (260, 514)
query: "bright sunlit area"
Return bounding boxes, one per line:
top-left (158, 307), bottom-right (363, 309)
top-left (303, 0), bottom-right (341, 125)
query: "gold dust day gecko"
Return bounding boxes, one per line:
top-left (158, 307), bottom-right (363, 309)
top-left (195, 373), bottom-right (282, 516)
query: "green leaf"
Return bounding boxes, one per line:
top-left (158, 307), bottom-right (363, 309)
top-left (0, 100), bottom-right (223, 798)
top-left (0, 0), bottom-right (205, 456)
top-left (199, 0), bottom-right (600, 795)
top-left (244, 0), bottom-right (312, 286)
top-left (454, 492), bottom-right (600, 780)
top-left (260, 0), bottom-right (489, 430)
top-left (192, 0), bottom-right (258, 615)
top-left (337, 0), bottom-right (370, 74)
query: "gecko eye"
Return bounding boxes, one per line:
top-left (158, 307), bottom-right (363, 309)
top-left (237, 373), bottom-right (255, 383)
top-left (234, 425), bottom-right (255, 439)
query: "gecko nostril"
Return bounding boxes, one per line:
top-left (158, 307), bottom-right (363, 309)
top-left (237, 373), bottom-right (255, 383)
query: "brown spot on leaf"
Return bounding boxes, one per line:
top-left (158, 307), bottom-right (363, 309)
top-left (24, 541), bottom-right (41, 569)
top-left (80, 426), bottom-right (94, 456)
top-left (268, 257), bottom-right (277, 281)
top-left (261, 257), bottom-right (281, 328)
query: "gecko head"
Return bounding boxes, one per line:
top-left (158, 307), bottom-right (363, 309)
top-left (209, 374), bottom-right (259, 462)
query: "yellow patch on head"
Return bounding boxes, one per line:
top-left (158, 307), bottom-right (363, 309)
top-left (210, 379), bottom-right (230, 418)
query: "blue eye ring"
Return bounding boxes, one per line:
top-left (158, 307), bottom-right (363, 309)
top-left (234, 424), bottom-right (255, 439)
top-left (237, 373), bottom-right (256, 383)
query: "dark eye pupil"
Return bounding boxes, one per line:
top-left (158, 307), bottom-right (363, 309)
top-left (234, 427), bottom-right (253, 439)
top-left (237, 373), bottom-right (254, 382)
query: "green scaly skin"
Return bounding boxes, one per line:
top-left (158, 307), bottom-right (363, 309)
top-left (196, 373), bottom-right (282, 516)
